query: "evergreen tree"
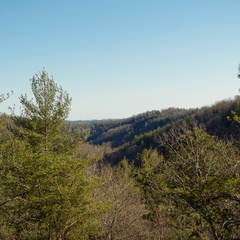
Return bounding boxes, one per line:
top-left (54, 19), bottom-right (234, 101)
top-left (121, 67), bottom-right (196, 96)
top-left (10, 69), bottom-right (72, 154)
top-left (1, 70), bottom-right (104, 239)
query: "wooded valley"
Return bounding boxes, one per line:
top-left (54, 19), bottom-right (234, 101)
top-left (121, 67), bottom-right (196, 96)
top-left (0, 70), bottom-right (240, 239)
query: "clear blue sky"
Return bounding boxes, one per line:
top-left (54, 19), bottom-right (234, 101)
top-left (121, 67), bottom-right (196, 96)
top-left (1, 0), bottom-right (240, 120)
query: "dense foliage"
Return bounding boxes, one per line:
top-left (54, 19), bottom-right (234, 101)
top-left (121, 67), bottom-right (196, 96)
top-left (1, 69), bottom-right (240, 239)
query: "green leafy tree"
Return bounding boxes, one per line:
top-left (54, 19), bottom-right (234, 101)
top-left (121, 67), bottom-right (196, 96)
top-left (1, 70), bottom-right (104, 239)
top-left (139, 124), bottom-right (240, 240)
top-left (10, 69), bottom-right (72, 154)
top-left (0, 91), bottom-right (12, 104)
top-left (137, 149), bottom-right (177, 240)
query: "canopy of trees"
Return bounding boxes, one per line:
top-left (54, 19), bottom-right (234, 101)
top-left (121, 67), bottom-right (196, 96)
top-left (0, 69), bottom-right (240, 239)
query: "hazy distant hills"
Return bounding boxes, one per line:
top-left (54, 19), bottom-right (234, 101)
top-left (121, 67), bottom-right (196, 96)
top-left (72, 96), bottom-right (240, 164)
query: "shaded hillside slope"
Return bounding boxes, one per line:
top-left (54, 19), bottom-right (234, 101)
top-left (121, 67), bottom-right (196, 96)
top-left (86, 108), bottom-right (194, 147)
top-left (74, 96), bottom-right (240, 165)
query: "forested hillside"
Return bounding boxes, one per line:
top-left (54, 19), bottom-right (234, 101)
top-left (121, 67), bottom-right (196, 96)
top-left (75, 97), bottom-right (240, 165)
top-left (1, 70), bottom-right (240, 240)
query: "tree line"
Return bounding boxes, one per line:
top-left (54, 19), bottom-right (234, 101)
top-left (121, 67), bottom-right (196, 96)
top-left (0, 69), bottom-right (240, 239)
